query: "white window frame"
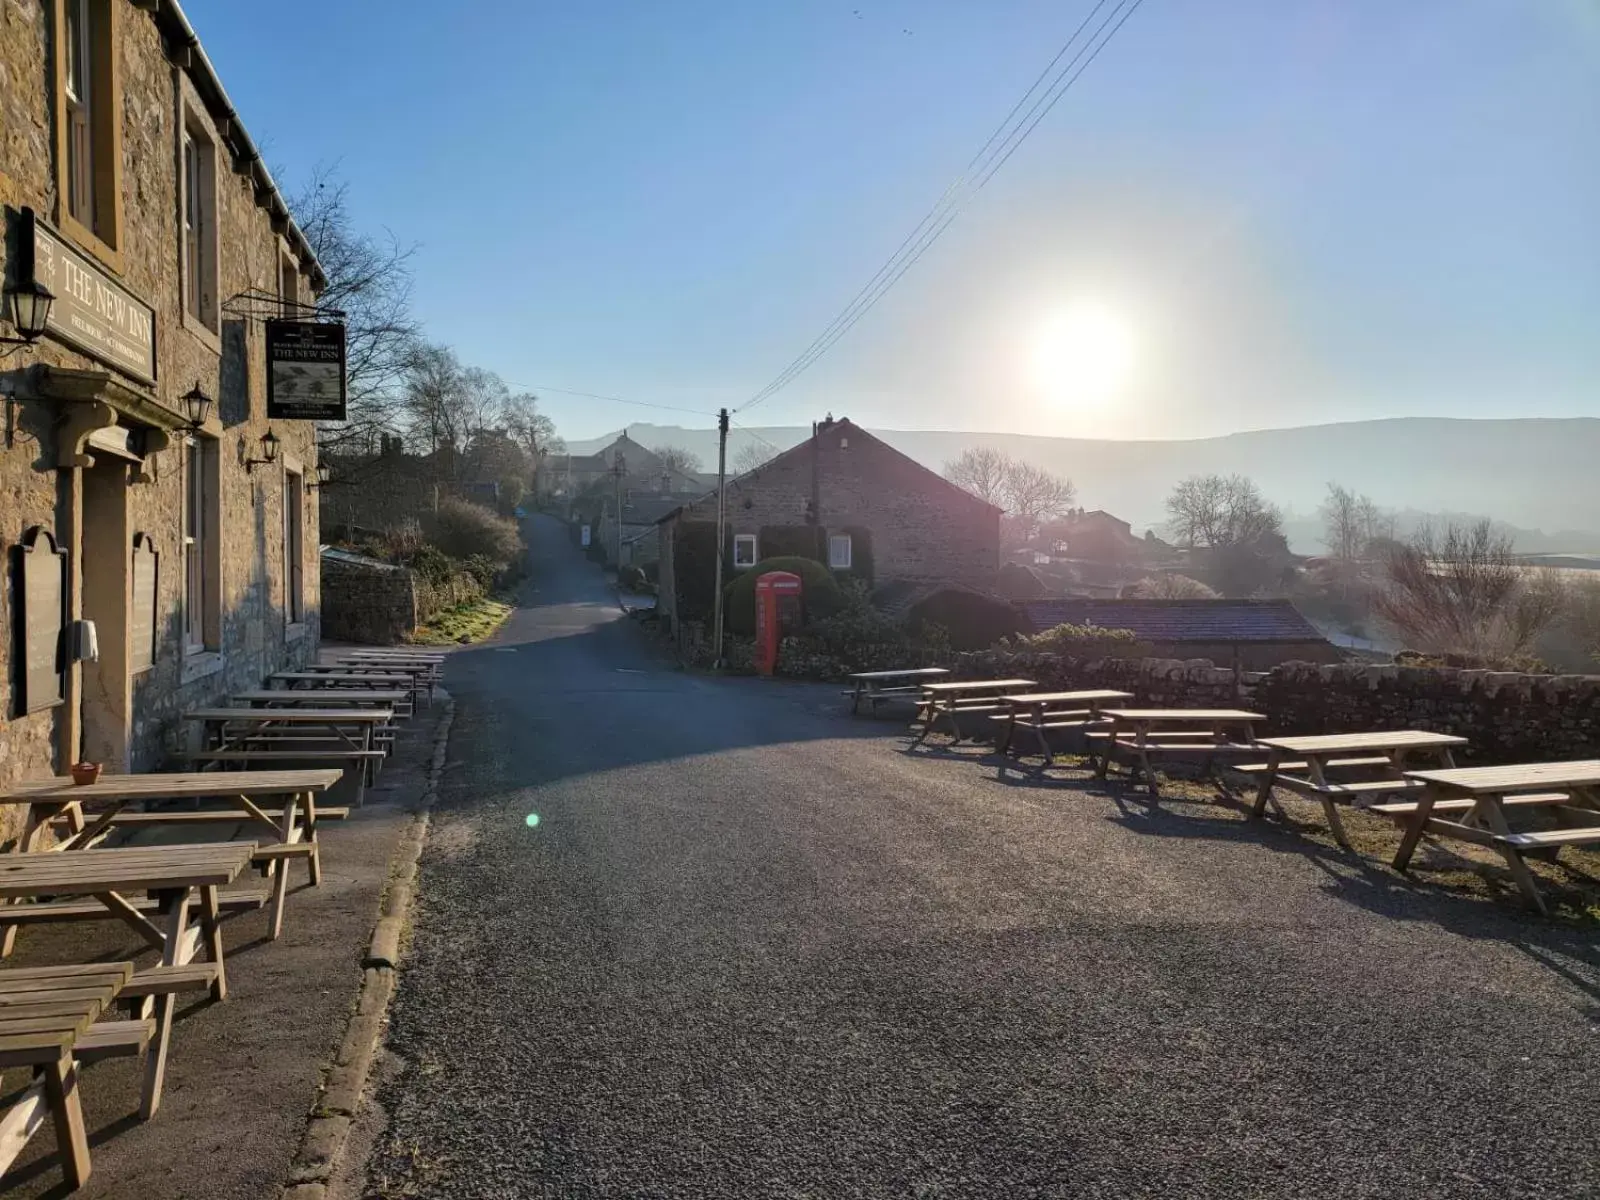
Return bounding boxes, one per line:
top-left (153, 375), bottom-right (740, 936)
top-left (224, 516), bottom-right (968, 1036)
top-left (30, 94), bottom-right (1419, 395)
top-left (828, 533), bottom-right (853, 570)
top-left (179, 112), bottom-right (219, 334)
top-left (732, 534), bottom-right (758, 570)
top-left (183, 436), bottom-right (221, 655)
top-left (283, 468), bottom-right (305, 626)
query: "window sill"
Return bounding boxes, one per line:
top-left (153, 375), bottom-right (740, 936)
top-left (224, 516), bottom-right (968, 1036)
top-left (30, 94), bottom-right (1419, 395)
top-left (285, 622), bottom-right (307, 643)
top-left (179, 306), bottom-right (222, 355)
top-left (56, 210), bottom-right (125, 278)
top-left (181, 650), bottom-right (224, 684)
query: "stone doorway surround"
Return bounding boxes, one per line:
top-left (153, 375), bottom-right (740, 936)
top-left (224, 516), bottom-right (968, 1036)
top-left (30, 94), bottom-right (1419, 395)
top-left (24, 364), bottom-right (194, 770)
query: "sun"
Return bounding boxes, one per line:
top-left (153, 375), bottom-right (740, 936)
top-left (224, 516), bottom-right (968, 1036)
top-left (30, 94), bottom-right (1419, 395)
top-left (1029, 302), bottom-right (1136, 407)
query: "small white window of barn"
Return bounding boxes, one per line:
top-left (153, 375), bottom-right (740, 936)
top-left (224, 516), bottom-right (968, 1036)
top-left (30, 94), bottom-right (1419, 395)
top-left (181, 118), bottom-right (219, 331)
top-left (828, 533), bottom-right (852, 570)
top-left (732, 534), bottom-right (758, 570)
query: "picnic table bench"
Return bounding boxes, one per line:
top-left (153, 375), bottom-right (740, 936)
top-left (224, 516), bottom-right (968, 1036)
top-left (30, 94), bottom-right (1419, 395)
top-left (993, 690), bottom-right (1134, 765)
top-left (338, 654), bottom-right (442, 700)
top-left (0, 961), bottom-right (136, 1189)
top-left (0, 842), bottom-right (257, 1117)
top-left (1093, 709), bottom-right (1266, 796)
top-left (183, 708), bottom-right (393, 803)
top-left (0, 770), bottom-right (344, 944)
top-left (843, 668), bottom-right (949, 716)
top-left (1245, 731), bottom-right (1468, 848)
top-left (911, 679), bottom-right (1037, 747)
top-left (236, 687), bottom-right (410, 716)
top-left (1391, 761), bottom-right (1600, 915)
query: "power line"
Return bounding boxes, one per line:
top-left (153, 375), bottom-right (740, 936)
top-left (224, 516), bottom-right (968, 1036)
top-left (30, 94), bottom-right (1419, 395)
top-left (501, 381), bottom-right (717, 419)
top-left (739, 0), bottom-right (1145, 415)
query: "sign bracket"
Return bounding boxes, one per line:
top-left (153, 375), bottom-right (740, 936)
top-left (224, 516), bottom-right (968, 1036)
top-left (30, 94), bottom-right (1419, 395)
top-left (220, 288), bottom-right (345, 325)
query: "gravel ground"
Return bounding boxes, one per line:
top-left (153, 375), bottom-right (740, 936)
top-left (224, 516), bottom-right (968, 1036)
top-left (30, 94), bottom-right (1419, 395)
top-left (365, 515), bottom-right (1600, 1200)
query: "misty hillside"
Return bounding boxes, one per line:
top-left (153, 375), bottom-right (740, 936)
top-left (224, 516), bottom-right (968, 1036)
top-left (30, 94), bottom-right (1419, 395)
top-left (566, 417), bottom-right (1600, 553)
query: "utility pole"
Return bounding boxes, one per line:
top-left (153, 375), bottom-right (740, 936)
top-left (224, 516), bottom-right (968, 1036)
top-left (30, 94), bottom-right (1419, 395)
top-left (611, 452), bottom-right (626, 567)
top-left (711, 408), bottom-right (730, 667)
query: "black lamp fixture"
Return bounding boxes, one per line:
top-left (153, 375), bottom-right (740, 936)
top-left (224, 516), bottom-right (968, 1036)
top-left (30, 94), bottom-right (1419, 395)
top-left (1, 279), bottom-right (53, 349)
top-left (181, 382), bottom-right (214, 428)
top-left (306, 460), bottom-right (333, 490)
top-left (243, 427), bottom-right (280, 473)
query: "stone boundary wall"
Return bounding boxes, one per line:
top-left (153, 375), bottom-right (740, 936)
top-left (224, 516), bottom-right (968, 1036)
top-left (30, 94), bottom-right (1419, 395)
top-left (953, 651), bottom-right (1600, 765)
top-left (322, 556), bottom-right (418, 646)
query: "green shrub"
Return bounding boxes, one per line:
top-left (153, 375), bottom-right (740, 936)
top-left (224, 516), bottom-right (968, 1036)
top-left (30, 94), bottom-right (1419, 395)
top-left (1010, 622), bottom-right (1146, 656)
top-left (723, 557), bottom-right (844, 636)
top-left (460, 553), bottom-right (501, 590)
top-left (907, 588), bottom-right (1022, 651)
top-left (405, 544), bottom-right (457, 586)
top-left (427, 497), bottom-right (522, 563)
top-left (642, 560), bottom-right (660, 584)
top-left (619, 565), bottom-right (646, 591)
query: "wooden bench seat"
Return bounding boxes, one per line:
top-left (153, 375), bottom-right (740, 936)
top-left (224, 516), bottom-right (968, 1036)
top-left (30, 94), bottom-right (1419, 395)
top-left (1235, 756), bottom-right (1393, 774)
top-left (1086, 730), bottom-right (1220, 743)
top-left (1495, 827), bottom-right (1600, 850)
top-left (121, 963), bottom-right (220, 999)
top-left (53, 806), bottom-right (349, 827)
top-left (74, 1018), bottom-right (155, 1065)
top-left (1106, 739), bottom-right (1262, 754)
top-left (1281, 778), bottom-right (1426, 797)
top-left (1369, 793), bottom-right (1568, 817)
top-left (178, 749), bottom-right (383, 762)
top-left (0, 889), bottom-right (269, 926)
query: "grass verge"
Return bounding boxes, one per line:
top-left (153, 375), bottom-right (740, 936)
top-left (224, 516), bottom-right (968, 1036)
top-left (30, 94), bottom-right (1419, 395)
top-left (410, 598), bottom-right (513, 646)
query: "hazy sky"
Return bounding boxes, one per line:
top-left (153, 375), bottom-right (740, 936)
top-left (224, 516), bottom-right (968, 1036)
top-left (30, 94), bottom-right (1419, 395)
top-left (190, 0), bottom-right (1598, 443)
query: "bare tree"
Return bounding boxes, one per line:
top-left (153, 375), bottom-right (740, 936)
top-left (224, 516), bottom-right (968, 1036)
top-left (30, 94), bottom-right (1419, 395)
top-left (1003, 461), bottom-right (1076, 541)
top-left (732, 441), bottom-right (773, 475)
top-left (1165, 474), bottom-right (1282, 549)
top-left (655, 445), bottom-right (703, 475)
top-left (1374, 520), bottom-right (1566, 660)
top-left (943, 447), bottom-right (1011, 507)
top-left (1322, 483), bottom-right (1393, 560)
top-left (290, 165), bottom-right (420, 453)
top-left (1124, 573), bottom-right (1219, 599)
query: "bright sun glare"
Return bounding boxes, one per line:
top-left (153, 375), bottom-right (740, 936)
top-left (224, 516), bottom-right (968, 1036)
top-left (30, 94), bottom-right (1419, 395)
top-left (1030, 303), bottom-right (1136, 407)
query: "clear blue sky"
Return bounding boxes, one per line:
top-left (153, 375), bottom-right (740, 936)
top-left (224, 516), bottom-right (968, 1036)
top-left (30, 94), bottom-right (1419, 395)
top-left (188, 0), bottom-right (1598, 443)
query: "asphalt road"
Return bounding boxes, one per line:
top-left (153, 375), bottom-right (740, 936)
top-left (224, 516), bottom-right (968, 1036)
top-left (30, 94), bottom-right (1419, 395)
top-left (366, 515), bottom-right (1600, 1200)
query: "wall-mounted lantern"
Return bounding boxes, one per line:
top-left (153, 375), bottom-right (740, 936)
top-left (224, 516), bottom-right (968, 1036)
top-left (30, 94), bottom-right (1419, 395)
top-left (1, 279), bottom-right (53, 353)
top-left (242, 427), bottom-right (280, 473)
top-left (181, 382), bottom-right (214, 428)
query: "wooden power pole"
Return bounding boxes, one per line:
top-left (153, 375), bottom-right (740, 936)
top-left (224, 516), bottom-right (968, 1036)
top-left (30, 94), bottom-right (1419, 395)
top-left (711, 408), bottom-right (729, 667)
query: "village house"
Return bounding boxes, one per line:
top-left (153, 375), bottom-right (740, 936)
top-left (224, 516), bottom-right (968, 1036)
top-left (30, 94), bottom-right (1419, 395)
top-left (548, 431), bottom-right (711, 501)
top-left (655, 417), bottom-right (1002, 629)
top-left (0, 0), bottom-right (328, 823)
top-left (1017, 597), bottom-right (1342, 670)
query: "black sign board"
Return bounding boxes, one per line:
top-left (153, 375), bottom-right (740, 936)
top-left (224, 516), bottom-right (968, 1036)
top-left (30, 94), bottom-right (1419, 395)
top-left (265, 320), bottom-right (347, 421)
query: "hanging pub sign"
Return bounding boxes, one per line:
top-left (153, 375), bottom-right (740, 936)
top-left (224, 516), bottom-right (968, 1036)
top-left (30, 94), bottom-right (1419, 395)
top-left (265, 319), bottom-right (347, 421)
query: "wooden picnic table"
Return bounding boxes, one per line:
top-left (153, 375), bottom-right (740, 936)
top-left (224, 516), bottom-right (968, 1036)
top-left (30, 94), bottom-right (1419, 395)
top-left (1246, 731), bottom-right (1467, 847)
top-left (912, 679), bottom-right (1037, 746)
top-left (271, 670), bottom-right (413, 687)
top-left (0, 842), bottom-right (256, 1117)
top-left (237, 688), bottom-right (408, 709)
top-left (995, 690), bottom-right (1134, 765)
top-left (186, 707), bottom-right (393, 804)
top-left (844, 668), bottom-right (950, 716)
top-left (1392, 760), bottom-right (1600, 915)
top-left (1095, 709), bottom-right (1266, 796)
top-left (0, 769), bottom-right (343, 945)
top-left (0, 961), bottom-right (135, 1188)
top-left (336, 655), bottom-right (441, 699)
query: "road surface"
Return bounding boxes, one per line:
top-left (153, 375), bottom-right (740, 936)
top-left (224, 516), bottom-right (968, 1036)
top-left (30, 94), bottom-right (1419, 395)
top-left (365, 514), bottom-right (1600, 1199)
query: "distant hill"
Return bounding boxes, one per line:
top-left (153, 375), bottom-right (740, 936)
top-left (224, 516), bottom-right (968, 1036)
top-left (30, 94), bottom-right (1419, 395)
top-left (565, 417), bottom-right (1600, 554)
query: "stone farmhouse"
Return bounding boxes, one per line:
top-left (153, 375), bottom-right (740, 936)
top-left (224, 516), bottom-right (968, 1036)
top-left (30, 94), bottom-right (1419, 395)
top-left (0, 0), bottom-right (328, 819)
top-left (655, 417), bottom-right (1002, 629)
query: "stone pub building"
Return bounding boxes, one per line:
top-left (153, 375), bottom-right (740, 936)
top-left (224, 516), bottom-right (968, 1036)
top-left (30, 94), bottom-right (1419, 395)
top-left (0, 0), bottom-right (328, 832)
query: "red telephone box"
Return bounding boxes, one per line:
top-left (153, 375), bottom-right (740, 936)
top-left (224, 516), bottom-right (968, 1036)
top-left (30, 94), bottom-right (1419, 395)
top-left (754, 570), bottom-right (803, 676)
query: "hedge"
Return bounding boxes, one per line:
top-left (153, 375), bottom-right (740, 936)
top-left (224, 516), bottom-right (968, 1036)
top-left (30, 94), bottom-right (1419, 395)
top-left (723, 557), bottom-right (845, 636)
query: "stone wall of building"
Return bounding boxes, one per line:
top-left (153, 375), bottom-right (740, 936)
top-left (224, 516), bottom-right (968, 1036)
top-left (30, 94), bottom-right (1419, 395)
top-left (321, 554), bottom-right (418, 646)
top-left (0, 2), bottom-right (324, 838)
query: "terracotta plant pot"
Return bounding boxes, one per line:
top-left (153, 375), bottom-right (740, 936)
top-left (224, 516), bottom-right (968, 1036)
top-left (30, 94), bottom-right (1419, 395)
top-left (70, 762), bottom-right (102, 786)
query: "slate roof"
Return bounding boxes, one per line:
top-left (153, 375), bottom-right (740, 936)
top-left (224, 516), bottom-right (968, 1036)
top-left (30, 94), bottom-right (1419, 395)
top-left (1019, 598), bottom-right (1329, 644)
